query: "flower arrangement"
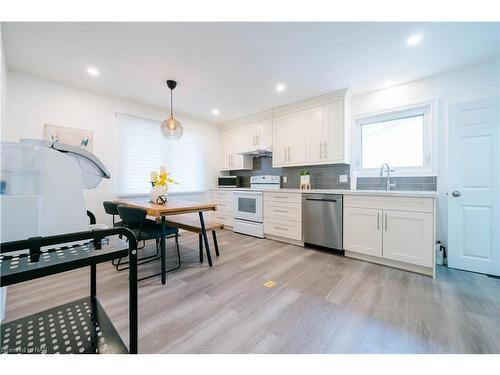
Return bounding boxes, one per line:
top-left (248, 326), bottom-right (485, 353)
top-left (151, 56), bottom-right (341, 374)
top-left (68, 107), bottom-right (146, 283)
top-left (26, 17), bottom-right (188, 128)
top-left (150, 165), bottom-right (178, 190)
top-left (149, 166), bottom-right (178, 204)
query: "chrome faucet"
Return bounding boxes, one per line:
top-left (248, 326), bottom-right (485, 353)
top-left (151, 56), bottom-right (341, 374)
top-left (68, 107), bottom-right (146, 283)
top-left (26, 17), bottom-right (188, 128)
top-left (379, 163), bottom-right (396, 191)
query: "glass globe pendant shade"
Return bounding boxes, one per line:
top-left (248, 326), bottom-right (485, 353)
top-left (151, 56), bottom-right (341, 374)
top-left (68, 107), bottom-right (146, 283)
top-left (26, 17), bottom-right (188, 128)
top-left (161, 115), bottom-right (183, 139)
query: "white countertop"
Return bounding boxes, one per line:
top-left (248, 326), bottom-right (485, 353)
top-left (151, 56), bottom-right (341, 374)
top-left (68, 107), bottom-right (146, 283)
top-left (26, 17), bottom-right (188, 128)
top-left (210, 187), bottom-right (439, 198)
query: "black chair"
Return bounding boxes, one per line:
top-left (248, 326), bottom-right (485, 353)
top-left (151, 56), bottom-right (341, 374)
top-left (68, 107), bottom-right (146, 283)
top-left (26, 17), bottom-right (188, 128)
top-left (103, 201), bottom-right (123, 228)
top-left (116, 205), bottom-right (181, 279)
top-left (87, 210), bottom-right (96, 225)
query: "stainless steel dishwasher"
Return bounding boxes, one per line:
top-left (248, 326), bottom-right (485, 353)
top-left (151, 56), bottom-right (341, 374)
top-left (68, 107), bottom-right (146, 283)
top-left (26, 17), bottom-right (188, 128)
top-left (302, 194), bottom-right (343, 252)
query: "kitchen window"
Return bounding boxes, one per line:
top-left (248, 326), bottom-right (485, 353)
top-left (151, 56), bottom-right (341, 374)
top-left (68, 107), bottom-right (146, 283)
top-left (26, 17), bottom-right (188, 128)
top-left (354, 101), bottom-right (437, 176)
top-left (116, 113), bottom-right (207, 197)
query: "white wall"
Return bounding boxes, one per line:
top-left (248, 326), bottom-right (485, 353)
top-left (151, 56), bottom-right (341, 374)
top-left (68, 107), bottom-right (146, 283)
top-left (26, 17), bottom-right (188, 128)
top-left (351, 59), bottom-right (500, 246)
top-left (3, 71), bottom-right (221, 226)
top-left (0, 23), bottom-right (7, 135)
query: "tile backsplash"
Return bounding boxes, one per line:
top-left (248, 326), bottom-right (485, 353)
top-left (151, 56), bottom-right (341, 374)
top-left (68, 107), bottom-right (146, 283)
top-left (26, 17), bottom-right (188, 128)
top-left (229, 156), bottom-right (350, 189)
top-left (228, 156), bottom-right (437, 191)
top-left (356, 176), bottom-right (437, 191)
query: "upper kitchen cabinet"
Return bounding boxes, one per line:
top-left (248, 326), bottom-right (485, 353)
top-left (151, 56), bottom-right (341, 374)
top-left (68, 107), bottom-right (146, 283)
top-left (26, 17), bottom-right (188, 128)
top-left (220, 127), bottom-right (253, 171)
top-left (243, 118), bottom-right (273, 153)
top-left (305, 99), bottom-right (350, 165)
top-left (272, 111), bottom-right (307, 167)
top-left (273, 88), bottom-right (350, 168)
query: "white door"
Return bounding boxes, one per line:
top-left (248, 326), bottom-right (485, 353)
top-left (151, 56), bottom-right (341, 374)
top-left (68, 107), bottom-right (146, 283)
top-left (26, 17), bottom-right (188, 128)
top-left (244, 123), bottom-right (257, 152)
top-left (221, 130), bottom-right (232, 170)
top-left (288, 111), bottom-right (307, 164)
top-left (382, 210), bottom-right (434, 267)
top-left (343, 207), bottom-right (383, 257)
top-left (231, 126), bottom-right (246, 169)
top-left (448, 97), bottom-right (499, 276)
top-left (325, 100), bottom-right (345, 163)
top-left (272, 115), bottom-right (289, 167)
top-left (306, 106), bottom-right (325, 163)
top-left (256, 119), bottom-right (272, 148)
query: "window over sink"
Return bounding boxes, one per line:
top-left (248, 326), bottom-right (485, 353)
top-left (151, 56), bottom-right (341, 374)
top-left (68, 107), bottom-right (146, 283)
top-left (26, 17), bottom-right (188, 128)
top-left (354, 100), bottom-right (437, 176)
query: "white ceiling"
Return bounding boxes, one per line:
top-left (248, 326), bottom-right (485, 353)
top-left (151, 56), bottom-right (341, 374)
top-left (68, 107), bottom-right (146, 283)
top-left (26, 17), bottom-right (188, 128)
top-left (3, 22), bottom-right (499, 124)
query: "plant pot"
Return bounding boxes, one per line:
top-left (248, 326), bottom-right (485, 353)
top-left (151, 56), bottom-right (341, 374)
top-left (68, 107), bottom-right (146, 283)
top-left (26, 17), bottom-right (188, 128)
top-left (150, 185), bottom-right (168, 204)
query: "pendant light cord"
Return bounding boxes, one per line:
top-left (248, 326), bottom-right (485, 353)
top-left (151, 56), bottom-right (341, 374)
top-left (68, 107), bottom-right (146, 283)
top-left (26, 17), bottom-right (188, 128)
top-left (170, 88), bottom-right (173, 116)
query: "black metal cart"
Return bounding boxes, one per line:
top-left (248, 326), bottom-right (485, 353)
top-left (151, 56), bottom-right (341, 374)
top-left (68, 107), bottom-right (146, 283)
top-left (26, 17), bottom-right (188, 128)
top-left (0, 227), bottom-right (138, 354)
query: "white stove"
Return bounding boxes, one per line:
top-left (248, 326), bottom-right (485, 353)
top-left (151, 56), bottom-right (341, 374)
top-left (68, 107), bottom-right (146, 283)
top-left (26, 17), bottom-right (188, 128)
top-left (233, 175), bottom-right (281, 238)
top-left (249, 175), bottom-right (281, 190)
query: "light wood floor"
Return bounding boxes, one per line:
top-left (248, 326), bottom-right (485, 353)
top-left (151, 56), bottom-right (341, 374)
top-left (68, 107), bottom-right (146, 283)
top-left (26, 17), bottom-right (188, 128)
top-left (4, 230), bottom-right (500, 353)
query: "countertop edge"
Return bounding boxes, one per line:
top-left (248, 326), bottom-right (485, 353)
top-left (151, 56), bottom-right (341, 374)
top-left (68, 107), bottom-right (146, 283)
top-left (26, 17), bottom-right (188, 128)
top-left (209, 187), bottom-right (439, 198)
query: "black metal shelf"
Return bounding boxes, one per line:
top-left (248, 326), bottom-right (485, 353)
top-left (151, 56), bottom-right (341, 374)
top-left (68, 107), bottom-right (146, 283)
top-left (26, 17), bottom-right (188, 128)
top-left (0, 227), bottom-right (138, 354)
top-left (0, 237), bottom-right (129, 287)
top-left (1, 296), bottom-right (127, 354)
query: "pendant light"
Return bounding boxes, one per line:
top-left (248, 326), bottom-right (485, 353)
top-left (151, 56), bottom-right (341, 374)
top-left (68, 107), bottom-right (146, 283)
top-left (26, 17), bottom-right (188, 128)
top-left (161, 80), bottom-right (183, 139)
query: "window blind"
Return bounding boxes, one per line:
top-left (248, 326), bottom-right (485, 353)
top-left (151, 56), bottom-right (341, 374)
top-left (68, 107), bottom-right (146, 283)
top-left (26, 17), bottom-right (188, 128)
top-left (116, 113), bottom-right (207, 197)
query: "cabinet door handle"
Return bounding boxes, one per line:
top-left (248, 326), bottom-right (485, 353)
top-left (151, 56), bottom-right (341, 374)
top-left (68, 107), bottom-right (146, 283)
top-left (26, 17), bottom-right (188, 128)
top-left (377, 213), bottom-right (380, 230)
top-left (284, 146), bottom-right (287, 162)
top-left (385, 213), bottom-right (388, 231)
top-left (288, 146), bottom-right (291, 162)
top-left (274, 209), bottom-right (289, 213)
top-left (273, 195), bottom-right (288, 199)
top-left (319, 142), bottom-right (323, 159)
top-left (273, 226), bottom-right (288, 231)
top-left (324, 141), bottom-right (327, 159)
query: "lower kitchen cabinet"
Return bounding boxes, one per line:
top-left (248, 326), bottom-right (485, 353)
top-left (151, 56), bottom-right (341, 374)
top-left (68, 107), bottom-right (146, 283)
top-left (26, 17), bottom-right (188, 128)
top-left (209, 189), bottom-right (234, 227)
top-left (343, 207), bottom-right (382, 257)
top-left (382, 210), bottom-right (433, 267)
top-left (343, 195), bottom-right (436, 276)
top-left (263, 192), bottom-right (302, 243)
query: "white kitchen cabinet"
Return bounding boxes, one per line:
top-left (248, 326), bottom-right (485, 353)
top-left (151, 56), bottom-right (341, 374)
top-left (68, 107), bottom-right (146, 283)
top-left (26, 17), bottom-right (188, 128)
top-left (305, 100), bottom-right (349, 165)
top-left (263, 192), bottom-right (302, 243)
top-left (343, 207), bottom-right (383, 257)
top-left (343, 195), bottom-right (436, 276)
top-left (272, 114), bottom-right (289, 167)
top-left (209, 189), bottom-right (234, 227)
top-left (245, 118), bottom-right (273, 152)
top-left (272, 111), bottom-right (307, 167)
top-left (382, 210), bottom-right (434, 267)
top-left (220, 127), bottom-right (253, 171)
top-left (324, 100), bottom-right (348, 163)
top-left (306, 105), bottom-right (326, 163)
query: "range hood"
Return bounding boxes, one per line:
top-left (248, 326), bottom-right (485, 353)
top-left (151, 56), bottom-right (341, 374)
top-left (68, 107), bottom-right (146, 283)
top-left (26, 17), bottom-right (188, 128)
top-left (238, 145), bottom-right (272, 157)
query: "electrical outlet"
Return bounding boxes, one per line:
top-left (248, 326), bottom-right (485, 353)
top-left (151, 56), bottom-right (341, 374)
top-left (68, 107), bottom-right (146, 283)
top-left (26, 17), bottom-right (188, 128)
top-left (283, 176), bottom-right (288, 183)
top-left (339, 175), bottom-right (348, 183)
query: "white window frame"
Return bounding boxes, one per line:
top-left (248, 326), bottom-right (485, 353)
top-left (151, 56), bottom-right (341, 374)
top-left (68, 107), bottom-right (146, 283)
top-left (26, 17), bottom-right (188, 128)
top-left (352, 99), bottom-right (438, 177)
top-left (115, 113), bottom-right (209, 198)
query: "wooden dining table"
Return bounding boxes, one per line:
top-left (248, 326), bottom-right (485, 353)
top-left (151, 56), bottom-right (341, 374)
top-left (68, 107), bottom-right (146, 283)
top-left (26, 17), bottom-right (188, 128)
top-left (113, 198), bottom-right (217, 284)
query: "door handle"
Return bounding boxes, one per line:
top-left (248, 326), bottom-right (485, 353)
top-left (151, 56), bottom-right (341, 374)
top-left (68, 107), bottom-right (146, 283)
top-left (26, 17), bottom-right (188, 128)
top-left (385, 213), bottom-right (388, 231)
top-left (305, 198), bottom-right (338, 202)
top-left (324, 141), bottom-right (327, 159)
top-left (288, 146), bottom-right (291, 162)
top-left (377, 213), bottom-right (380, 230)
top-left (319, 142), bottom-right (323, 159)
top-left (452, 191), bottom-right (461, 197)
top-left (284, 146), bottom-right (287, 162)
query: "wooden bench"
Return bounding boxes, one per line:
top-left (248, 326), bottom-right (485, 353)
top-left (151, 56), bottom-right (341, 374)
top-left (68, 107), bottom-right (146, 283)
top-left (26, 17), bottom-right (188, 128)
top-left (164, 214), bottom-right (223, 266)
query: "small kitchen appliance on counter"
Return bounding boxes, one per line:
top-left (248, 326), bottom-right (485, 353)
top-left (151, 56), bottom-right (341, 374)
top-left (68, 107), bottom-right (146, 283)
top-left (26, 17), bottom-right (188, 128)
top-left (233, 175), bottom-right (281, 237)
top-left (217, 175), bottom-right (242, 188)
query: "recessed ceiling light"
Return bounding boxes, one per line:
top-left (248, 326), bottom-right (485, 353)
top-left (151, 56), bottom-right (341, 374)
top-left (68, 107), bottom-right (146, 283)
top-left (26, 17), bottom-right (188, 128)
top-left (406, 34), bottom-right (423, 46)
top-left (276, 84), bottom-right (286, 92)
top-left (86, 67), bottom-right (100, 76)
top-left (211, 109), bottom-right (220, 115)
top-left (384, 80), bottom-right (395, 87)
